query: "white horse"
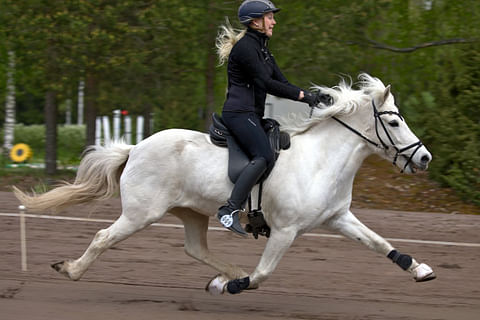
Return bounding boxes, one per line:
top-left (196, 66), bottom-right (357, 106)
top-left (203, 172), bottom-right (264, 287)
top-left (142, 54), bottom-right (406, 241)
top-left (14, 73), bottom-right (436, 295)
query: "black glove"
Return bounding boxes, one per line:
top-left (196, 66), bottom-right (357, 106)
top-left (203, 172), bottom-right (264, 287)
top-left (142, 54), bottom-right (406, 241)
top-left (301, 90), bottom-right (319, 107)
top-left (318, 92), bottom-right (334, 106)
top-left (302, 90), bottom-right (333, 107)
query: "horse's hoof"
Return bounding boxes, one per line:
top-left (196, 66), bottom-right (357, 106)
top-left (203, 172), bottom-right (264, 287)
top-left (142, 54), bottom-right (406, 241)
top-left (51, 261), bottom-right (80, 280)
top-left (205, 274), bottom-right (228, 295)
top-left (51, 261), bottom-right (65, 272)
top-left (413, 263), bottom-right (436, 282)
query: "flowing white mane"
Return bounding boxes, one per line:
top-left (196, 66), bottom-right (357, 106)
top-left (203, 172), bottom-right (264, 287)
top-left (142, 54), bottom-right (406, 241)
top-left (280, 73), bottom-right (387, 136)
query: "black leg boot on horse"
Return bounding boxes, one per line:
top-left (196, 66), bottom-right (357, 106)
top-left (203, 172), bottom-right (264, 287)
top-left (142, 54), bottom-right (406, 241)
top-left (218, 157), bottom-right (267, 236)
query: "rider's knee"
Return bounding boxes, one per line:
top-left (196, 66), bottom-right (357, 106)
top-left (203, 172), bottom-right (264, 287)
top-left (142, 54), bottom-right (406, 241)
top-left (251, 156), bottom-right (268, 170)
top-left (259, 149), bottom-right (275, 168)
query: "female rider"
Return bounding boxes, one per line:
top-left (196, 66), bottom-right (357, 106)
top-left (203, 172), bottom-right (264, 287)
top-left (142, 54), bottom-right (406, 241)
top-left (216, 0), bottom-right (332, 236)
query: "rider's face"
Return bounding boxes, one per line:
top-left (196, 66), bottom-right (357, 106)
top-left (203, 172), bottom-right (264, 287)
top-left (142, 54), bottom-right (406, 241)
top-left (252, 12), bottom-right (276, 38)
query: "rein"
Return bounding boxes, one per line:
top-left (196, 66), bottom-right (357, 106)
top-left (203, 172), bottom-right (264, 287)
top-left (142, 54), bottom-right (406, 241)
top-left (324, 100), bottom-right (423, 173)
top-left (332, 116), bottom-right (381, 149)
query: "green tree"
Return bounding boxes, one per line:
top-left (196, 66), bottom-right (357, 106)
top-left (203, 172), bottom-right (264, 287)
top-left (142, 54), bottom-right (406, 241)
top-left (2, 0), bottom-right (69, 173)
top-left (0, 0), bottom-right (478, 205)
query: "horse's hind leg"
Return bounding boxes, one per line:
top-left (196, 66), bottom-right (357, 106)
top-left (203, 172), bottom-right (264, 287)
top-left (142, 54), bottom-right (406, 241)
top-left (171, 209), bottom-right (248, 280)
top-left (52, 211), bottom-right (159, 281)
top-left (327, 210), bottom-right (436, 282)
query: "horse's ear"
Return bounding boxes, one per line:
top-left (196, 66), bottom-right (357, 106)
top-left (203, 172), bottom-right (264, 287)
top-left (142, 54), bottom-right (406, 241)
top-left (383, 85), bottom-right (391, 103)
top-left (375, 85), bottom-right (391, 107)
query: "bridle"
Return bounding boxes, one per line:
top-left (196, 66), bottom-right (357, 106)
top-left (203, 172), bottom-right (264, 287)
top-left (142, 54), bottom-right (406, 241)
top-left (326, 100), bottom-right (423, 173)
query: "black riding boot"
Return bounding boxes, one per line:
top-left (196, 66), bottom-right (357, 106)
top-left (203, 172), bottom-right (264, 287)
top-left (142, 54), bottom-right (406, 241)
top-left (218, 158), bottom-right (267, 236)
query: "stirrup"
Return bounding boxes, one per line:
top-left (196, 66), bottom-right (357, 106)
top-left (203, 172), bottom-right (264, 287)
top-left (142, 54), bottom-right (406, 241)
top-left (218, 208), bottom-right (247, 237)
top-left (219, 209), bottom-right (242, 228)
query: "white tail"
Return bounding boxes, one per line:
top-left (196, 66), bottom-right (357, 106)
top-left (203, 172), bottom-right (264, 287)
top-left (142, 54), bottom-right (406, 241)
top-left (13, 141), bottom-right (133, 212)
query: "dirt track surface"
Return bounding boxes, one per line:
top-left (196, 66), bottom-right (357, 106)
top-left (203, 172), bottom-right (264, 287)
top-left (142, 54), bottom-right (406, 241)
top-left (1, 191), bottom-right (480, 320)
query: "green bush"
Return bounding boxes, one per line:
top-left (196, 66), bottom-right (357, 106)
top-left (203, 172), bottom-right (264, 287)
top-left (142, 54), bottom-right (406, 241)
top-left (12, 124), bottom-right (86, 164)
top-left (425, 110), bottom-right (480, 206)
top-left (57, 125), bottom-right (86, 163)
top-left (400, 44), bottom-right (480, 207)
top-left (12, 124), bottom-right (45, 157)
top-left (405, 92), bottom-right (480, 206)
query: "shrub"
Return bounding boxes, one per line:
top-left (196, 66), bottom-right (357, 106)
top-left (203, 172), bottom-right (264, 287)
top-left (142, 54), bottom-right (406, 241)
top-left (12, 124), bottom-right (85, 164)
top-left (57, 125), bottom-right (86, 163)
top-left (425, 110), bottom-right (480, 206)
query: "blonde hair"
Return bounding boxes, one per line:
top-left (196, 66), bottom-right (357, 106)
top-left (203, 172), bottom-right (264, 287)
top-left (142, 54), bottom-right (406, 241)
top-left (215, 18), bottom-right (246, 65)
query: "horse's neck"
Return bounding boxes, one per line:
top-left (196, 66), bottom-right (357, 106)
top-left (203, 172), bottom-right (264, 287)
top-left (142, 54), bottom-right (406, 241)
top-left (293, 118), bottom-right (372, 186)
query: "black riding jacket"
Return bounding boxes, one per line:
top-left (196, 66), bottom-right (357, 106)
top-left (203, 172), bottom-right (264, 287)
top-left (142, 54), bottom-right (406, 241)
top-left (223, 28), bottom-right (302, 118)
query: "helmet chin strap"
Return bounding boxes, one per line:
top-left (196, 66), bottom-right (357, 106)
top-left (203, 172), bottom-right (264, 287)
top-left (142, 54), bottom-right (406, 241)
top-left (251, 16), bottom-right (266, 33)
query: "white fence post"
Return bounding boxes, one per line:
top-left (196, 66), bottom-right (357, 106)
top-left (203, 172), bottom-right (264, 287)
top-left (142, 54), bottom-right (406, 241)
top-left (19, 205), bottom-right (27, 271)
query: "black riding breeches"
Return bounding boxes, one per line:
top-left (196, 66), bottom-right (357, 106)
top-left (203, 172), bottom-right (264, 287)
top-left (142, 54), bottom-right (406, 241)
top-left (221, 111), bottom-right (275, 169)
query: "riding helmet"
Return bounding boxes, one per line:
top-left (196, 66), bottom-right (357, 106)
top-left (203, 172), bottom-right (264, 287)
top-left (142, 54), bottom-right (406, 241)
top-left (238, 0), bottom-right (281, 26)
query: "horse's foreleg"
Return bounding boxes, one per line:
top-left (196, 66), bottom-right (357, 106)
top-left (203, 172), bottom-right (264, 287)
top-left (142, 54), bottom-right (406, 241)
top-left (172, 209), bottom-right (248, 280)
top-left (52, 212), bottom-right (156, 281)
top-left (211, 228), bottom-right (296, 295)
top-left (328, 210), bottom-right (436, 282)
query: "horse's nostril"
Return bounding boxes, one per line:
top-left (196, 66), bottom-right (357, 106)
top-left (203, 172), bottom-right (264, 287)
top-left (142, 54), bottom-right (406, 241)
top-left (421, 155), bottom-right (430, 163)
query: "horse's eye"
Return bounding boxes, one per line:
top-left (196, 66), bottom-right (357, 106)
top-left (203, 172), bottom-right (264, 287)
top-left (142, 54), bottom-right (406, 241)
top-left (389, 120), bottom-right (399, 127)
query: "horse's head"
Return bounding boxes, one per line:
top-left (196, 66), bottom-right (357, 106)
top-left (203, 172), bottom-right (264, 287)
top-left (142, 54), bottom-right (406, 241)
top-left (359, 74), bottom-right (432, 174)
top-left (282, 73), bottom-right (432, 174)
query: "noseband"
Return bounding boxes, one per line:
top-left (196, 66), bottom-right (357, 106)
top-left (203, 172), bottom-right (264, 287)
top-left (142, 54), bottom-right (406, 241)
top-left (330, 100), bottom-right (423, 173)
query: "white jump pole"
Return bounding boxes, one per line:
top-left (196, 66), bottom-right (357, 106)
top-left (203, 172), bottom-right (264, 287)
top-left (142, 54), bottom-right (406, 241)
top-left (102, 116), bottom-right (111, 144)
top-left (113, 109), bottom-right (121, 141)
top-left (124, 115), bottom-right (132, 144)
top-left (95, 116), bottom-right (102, 146)
top-left (19, 205), bottom-right (27, 271)
top-left (136, 116), bottom-right (144, 144)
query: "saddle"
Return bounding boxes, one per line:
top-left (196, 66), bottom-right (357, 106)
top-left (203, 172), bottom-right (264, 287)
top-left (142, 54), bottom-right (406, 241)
top-left (209, 113), bottom-right (290, 183)
top-left (208, 113), bottom-right (290, 239)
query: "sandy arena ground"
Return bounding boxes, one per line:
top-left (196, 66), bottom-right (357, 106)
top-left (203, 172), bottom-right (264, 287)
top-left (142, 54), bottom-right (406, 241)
top-left (1, 191), bottom-right (479, 320)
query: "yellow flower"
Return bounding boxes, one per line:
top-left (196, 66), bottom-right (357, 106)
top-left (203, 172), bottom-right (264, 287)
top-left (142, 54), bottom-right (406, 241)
top-left (10, 143), bottom-right (33, 163)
